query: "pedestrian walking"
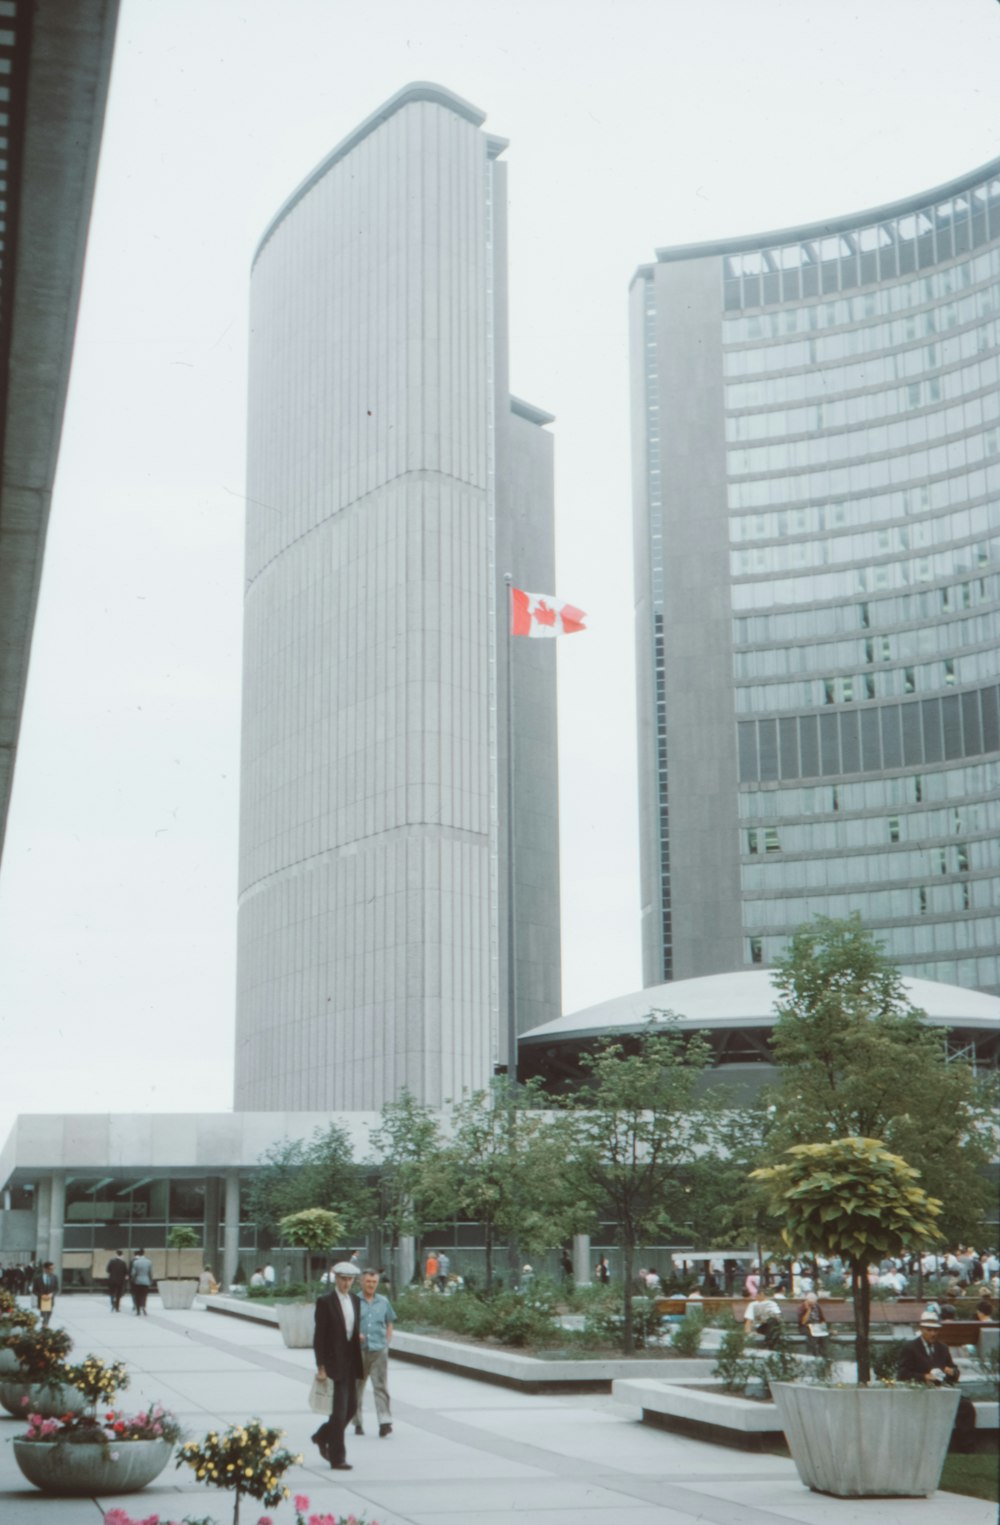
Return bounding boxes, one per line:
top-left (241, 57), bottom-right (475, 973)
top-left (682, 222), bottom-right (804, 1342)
top-left (354, 1267), bottom-right (396, 1437)
top-left (130, 1248), bottom-right (153, 1315)
top-left (311, 1261), bottom-right (363, 1470)
top-left (106, 1249), bottom-right (129, 1312)
top-left (32, 1261), bottom-right (59, 1327)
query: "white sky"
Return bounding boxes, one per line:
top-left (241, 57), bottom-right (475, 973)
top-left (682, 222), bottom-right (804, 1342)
top-left (1, 0), bottom-right (998, 1143)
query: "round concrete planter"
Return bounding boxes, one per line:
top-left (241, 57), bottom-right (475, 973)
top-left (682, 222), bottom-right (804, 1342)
top-left (771, 1382), bottom-right (959, 1497)
top-left (0, 1380), bottom-right (89, 1419)
top-left (157, 1278), bottom-right (199, 1311)
top-left (12, 1436), bottom-right (173, 1495)
top-left (277, 1302), bottom-right (315, 1348)
top-left (0, 1344), bottom-right (19, 1375)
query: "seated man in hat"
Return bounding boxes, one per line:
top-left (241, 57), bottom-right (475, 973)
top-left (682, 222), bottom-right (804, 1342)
top-left (897, 1310), bottom-right (976, 1452)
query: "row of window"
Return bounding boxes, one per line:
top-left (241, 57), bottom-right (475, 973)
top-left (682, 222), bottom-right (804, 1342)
top-left (731, 538), bottom-right (999, 610)
top-left (741, 835), bottom-right (1000, 891)
top-left (727, 367), bottom-right (998, 445)
top-left (738, 759), bottom-right (999, 822)
top-left (729, 412), bottom-right (1000, 479)
top-left (745, 880), bottom-right (996, 927)
top-left (730, 475), bottom-right (987, 544)
top-left (735, 649), bottom-right (997, 716)
top-left (724, 198), bottom-right (1000, 314)
top-left (748, 803), bottom-right (988, 854)
top-left (729, 413), bottom-right (1000, 511)
top-left (731, 505), bottom-right (995, 577)
top-left (724, 246), bottom-right (1000, 341)
top-left (727, 278), bottom-right (998, 359)
top-left (734, 571), bottom-right (999, 644)
top-left (724, 311), bottom-right (1000, 379)
top-left (736, 685), bottom-right (1000, 783)
top-left (733, 608), bottom-right (998, 680)
top-left (749, 942), bottom-right (999, 993)
top-left (746, 915), bottom-right (993, 951)
top-left (726, 345), bottom-right (1000, 417)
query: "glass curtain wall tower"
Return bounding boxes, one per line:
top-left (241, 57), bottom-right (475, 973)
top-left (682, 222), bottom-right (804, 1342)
top-left (235, 85), bottom-right (561, 1111)
top-left (631, 159), bottom-right (1000, 994)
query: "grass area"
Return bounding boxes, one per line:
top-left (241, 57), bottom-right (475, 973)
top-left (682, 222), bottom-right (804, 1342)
top-left (940, 1452), bottom-right (999, 1503)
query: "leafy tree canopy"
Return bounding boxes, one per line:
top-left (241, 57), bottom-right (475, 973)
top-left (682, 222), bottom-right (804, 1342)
top-left (766, 915), bottom-right (995, 1244)
top-left (367, 1089), bottom-right (443, 1249)
top-left (244, 1123), bottom-right (372, 1241)
top-left (559, 1019), bottom-right (715, 1349)
top-left (752, 1135), bottom-right (943, 1382)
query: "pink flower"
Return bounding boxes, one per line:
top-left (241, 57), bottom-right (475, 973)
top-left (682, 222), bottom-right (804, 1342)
top-left (295, 1500), bottom-right (310, 1513)
top-left (19, 1396), bottom-right (29, 1406)
top-left (258, 1517), bottom-right (274, 1525)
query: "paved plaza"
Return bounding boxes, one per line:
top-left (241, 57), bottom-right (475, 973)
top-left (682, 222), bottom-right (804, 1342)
top-left (0, 1295), bottom-right (993, 1524)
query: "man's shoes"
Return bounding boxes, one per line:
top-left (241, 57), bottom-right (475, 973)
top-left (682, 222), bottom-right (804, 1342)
top-left (354, 1423), bottom-right (364, 1435)
top-left (379, 1423), bottom-right (392, 1437)
top-left (311, 1429), bottom-right (331, 1461)
top-left (330, 1460), bottom-right (352, 1470)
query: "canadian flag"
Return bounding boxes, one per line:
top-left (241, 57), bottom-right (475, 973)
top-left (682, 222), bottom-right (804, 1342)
top-left (510, 587), bottom-right (587, 638)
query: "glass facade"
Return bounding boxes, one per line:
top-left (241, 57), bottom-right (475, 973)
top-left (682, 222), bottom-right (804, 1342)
top-left (634, 159), bottom-right (1000, 993)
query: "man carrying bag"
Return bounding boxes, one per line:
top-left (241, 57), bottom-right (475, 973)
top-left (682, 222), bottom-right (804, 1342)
top-left (310, 1261), bottom-right (363, 1470)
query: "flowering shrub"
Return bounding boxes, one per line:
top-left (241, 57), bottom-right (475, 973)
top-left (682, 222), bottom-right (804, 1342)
top-left (65, 1355), bottom-right (129, 1409)
top-left (102, 1503), bottom-right (378, 1525)
top-left (177, 1420), bottom-right (302, 1522)
top-left (19, 1401), bottom-right (182, 1448)
top-left (8, 1324), bottom-right (73, 1381)
top-left (0, 1305), bottom-right (38, 1340)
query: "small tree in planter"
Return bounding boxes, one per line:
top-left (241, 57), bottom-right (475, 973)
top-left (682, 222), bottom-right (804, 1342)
top-left (751, 1136), bottom-right (954, 1499)
top-left (751, 1136), bottom-right (942, 1384)
top-left (159, 1226), bottom-right (202, 1310)
top-left (273, 1208), bottom-right (343, 1349)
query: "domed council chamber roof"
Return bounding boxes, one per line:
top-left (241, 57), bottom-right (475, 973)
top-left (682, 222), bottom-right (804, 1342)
top-left (519, 969), bottom-right (1000, 1050)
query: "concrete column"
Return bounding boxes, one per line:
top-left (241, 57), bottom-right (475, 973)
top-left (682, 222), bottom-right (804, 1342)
top-left (222, 1172), bottom-right (240, 1289)
top-left (395, 1236), bottom-right (416, 1290)
top-left (204, 1176), bottom-right (222, 1278)
top-left (47, 1171), bottom-right (66, 1273)
top-left (2, 1188), bottom-right (10, 1211)
top-left (35, 1178), bottom-right (52, 1266)
top-left (573, 1233), bottom-right (591, 1286)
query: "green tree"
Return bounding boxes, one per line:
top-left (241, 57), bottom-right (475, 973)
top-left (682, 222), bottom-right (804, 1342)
top-left (752, 1136), bottom-right (942, 1383)
top-left (685, 1101), bottom-right (778, 1271)
top-left (165, 1224), bottom-right (200, 1279)
top-left (244, 1124), bottom-right (371, 1244)
top-left (368, 1089), bottom-right (443, 1264)
top-left (766, 916), bottom-right (995, 1245)
top-left (560, 1021), bottom-right (714, 1351)
top-left (278, 1207), bottom-right (343, 1289)
top-left (426, 1078), bottom-right (569, 1293)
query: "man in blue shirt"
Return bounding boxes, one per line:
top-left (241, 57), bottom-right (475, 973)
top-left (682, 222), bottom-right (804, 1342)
top-left (354, 1267), bottom-right (396, 1437)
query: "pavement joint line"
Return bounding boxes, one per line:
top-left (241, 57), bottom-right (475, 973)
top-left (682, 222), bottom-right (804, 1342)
top-left (146, 1314), bottom-right (818, 1525)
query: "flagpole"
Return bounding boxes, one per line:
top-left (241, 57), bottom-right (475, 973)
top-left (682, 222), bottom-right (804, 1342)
top-left (504, 572), bottom-right (517, 1081)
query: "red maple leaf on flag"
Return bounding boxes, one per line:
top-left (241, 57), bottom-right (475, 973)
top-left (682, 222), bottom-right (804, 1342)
top-left (533, 600), bottom-right (557, 626)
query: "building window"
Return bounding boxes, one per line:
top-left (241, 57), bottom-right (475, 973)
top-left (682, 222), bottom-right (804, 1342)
top-left (919, 887), bottom-right (928, 914)
top-left (764, 827), bottom-right (781, 853)
top-left (749, 937), bottom-right (763, 965)
top-left (888, 817), bottom-right (900, 844)
top-left (747, 829), bottom-right (759, 854)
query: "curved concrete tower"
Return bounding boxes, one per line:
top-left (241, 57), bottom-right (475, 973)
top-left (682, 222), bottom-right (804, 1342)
top-left (235, 85), bottom-right (561, 1110)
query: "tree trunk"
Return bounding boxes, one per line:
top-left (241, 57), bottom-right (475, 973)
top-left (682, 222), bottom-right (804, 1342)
top-left (851, 1257), bottom-right (872, 1384)
top-left (622, 1238), bottom-right (635, 1354)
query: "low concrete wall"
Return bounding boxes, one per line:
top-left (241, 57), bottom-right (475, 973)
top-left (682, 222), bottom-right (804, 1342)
top-left (614, 1377), bottom-right (999, 1454)
top-left (203, 1294), bottom-right (715, 1392)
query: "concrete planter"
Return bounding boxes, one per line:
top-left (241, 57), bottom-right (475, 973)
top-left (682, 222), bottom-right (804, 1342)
top-left (157, 1278), bottom-right (199, 1310)
top-left (13, 1436), bottom-right (173, 1495)
top-left (277, 1302), bottom-right (315, 1348)
top-left (771, 1382), bottom-right (959, 1497)
top-left (0, 1380), bottom-right (89, 1419)
top-left (0, 1344), bottom-right (19, 1375)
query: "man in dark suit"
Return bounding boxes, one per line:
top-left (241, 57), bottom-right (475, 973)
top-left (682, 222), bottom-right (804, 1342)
top-left (311, 1261), bottom-right (364, 1470)
top-left (106, 1250), bottom-right (129, 1313)
top-left (897, 1310), bottom-right (976, 1452)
